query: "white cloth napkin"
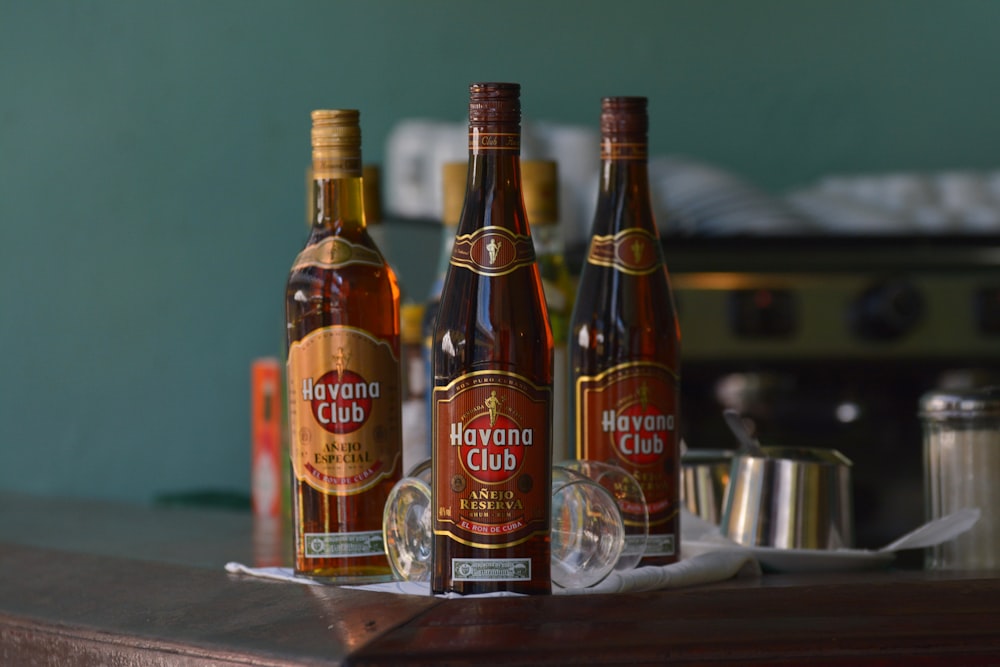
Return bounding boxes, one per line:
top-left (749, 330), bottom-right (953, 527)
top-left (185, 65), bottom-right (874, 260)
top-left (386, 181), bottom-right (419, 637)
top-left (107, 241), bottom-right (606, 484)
top-left (224, 509), bottom-right (761, 596)
top-left (225, 550), bottom-right (758, 597)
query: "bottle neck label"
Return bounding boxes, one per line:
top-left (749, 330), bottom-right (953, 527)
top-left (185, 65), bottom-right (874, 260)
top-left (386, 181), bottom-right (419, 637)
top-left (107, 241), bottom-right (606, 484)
top-left (312, 158), bottom-right (362, 180)
top-left (432, 370), bottom-right (551, 550)
top-left (585, 228), bottom-right (662, 275)
top-left (468, 129), bottom-right (520, 153)
top-left (601, 139), bottom-right (647, 161)
top-left (291, 237), bottom-right (384, 272)
top-left (450, 226), bottom-right (537, 276)
top-left (574, 360), bottom-right (679, 538)
top-left (287, 325), bottom-right (401, 496)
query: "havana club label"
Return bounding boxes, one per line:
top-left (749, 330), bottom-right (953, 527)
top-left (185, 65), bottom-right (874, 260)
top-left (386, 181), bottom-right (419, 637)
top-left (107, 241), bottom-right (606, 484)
top-left (468, 129), bottom-right (520, 152)
top-left (575, 361), bottom-right (679, 547)
top-left (450, 226), bottom-right (537, 277)
top-left (585, 228), bottom-right (662, 276)
top-left (287, 325), bottom-right (401, 496)
top-left (290, 237), bottom-right (384, 272)
top-left (600, 139), bottom-right (648, 161)
top-left (432, 371), bottom-right (551, 552)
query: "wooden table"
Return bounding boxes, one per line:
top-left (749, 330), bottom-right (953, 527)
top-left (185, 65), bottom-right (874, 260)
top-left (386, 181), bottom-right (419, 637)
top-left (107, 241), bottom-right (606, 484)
top-left (1, 491), bottom-right (998, 666)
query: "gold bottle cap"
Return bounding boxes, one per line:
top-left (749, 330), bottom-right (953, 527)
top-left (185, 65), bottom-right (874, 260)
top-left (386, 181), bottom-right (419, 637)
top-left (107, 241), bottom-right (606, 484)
top-left (441, 161), bottom-right (468, 227)
top-left (521, 160), bottom-right (559, 225)
top-left (311, 109), bottom-right (362, 178)
top-left (400, 303), bottom-right (425, 344)
top-left (363, 164), bottom-right (382, 224)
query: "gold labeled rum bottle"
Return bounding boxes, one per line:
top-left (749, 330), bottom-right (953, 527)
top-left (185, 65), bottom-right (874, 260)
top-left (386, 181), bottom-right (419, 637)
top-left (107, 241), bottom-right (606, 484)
top-left (569, 97), bottom-right (682, 565)
top-left (431, 83), bottom-right (554, 595)
top-left (285, 110), bottom-right (402, 582)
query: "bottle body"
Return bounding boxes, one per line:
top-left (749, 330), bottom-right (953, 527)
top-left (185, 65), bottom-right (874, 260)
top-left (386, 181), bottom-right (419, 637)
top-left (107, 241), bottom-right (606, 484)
top-left (569, 97), bottom-right (681, 565)
top-left (432, 83), bottom-right (553, 595)
top-left (285, 110), bottom-right (402, 582)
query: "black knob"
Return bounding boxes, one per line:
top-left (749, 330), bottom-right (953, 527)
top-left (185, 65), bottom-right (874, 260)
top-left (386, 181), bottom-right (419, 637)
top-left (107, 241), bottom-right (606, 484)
top-left (849, 279), bottom-right (924, 341)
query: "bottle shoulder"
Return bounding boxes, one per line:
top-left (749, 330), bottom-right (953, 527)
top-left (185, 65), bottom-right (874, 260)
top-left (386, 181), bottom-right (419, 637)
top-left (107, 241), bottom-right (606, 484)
top-left (571, 264), bottom-right (678, 330)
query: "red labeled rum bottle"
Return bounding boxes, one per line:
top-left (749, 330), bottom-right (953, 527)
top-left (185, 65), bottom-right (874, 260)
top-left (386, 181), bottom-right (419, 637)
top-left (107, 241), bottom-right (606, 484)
top-left (569, 97), bottom-right (682, 565)
top-left (431, 83), bottom-right (554, 595)
top-left (285, 110), bottom-right (402, 582)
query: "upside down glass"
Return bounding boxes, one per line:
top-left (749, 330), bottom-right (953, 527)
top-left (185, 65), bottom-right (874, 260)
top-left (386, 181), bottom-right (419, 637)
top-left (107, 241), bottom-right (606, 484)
top-left (557, 459), bottom-right (648, 572)
top-left (383, 462), bottom-right (627, 589)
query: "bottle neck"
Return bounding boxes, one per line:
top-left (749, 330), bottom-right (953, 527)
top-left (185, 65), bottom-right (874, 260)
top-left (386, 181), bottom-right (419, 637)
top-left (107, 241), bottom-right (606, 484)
top-left (594, 143), bottom-right (655, 235)
top-left (313, 175), bottom-right (366, 237)
top-left (462, 125), bottom-right (529, 236)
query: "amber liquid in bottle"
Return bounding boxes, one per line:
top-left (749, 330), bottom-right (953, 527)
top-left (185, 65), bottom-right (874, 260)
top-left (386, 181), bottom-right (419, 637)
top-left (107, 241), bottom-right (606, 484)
top-left (285, 110), bottom-right (402, 582)
top-left (569, 97), bottom-right (681, 566)
top-left (431, 83), bottom-right (554, 595)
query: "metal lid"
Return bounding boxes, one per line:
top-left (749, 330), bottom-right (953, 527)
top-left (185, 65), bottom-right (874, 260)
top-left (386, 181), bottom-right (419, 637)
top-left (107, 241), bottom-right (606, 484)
top-left (311, 109), bottom-right (361, 178)
top-left (919, 385), bottom-right (1000, 419)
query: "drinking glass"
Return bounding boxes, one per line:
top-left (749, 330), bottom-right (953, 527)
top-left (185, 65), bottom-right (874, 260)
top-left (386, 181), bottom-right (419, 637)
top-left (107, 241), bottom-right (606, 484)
top-left (557, 459), bottom-right (648, 571)
top-left (383, 461), bottom-right (626, 589)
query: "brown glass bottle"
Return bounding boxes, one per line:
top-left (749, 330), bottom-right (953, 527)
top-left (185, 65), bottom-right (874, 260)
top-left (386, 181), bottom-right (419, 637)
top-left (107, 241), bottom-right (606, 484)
top-left (431, 83), bottom-right (554, 595)
top-left (569, 97), bottom-right (682, 566)
top-left (285, 110), bottom-right (402, 582)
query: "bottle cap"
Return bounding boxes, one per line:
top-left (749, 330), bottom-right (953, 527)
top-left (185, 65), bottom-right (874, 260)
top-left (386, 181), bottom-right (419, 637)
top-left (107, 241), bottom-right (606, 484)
top-left (311, 109), bottom-right (362, 178)
top-left (521, 160), bottom-right (559, 225)
top-left (441, 161), bottom-right (468, 227)
top-left (468, 82), bottom-right (521, 124)
top-left (600, 97), bottom-right (648, 160)
top-left (920, 386), bottom-right (1000, 420)
top-left (600, 97), bottom-right (648, 135)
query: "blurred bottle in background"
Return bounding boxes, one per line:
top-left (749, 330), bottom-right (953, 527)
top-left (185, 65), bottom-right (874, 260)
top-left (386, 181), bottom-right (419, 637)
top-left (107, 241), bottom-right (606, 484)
top-left (523, 160), bottom-right (575, 462)
top-left (421, 161), bottom-right (467, 435)
top-left (400, 302), bottom-right (428, 473)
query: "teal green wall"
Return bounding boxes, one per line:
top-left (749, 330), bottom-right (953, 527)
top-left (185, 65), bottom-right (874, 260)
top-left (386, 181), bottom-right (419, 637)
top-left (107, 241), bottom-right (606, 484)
top-left (2, 0), bottom-right (998, 504)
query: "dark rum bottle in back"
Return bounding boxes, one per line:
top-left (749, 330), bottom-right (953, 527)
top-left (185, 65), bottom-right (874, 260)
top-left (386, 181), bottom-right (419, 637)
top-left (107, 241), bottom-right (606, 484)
top-left (285, 110), bottom-right (402, 582)
top-left (569, 97), bottom-right (682, 566)
top-left (431, 83), bottom-right (554, 595)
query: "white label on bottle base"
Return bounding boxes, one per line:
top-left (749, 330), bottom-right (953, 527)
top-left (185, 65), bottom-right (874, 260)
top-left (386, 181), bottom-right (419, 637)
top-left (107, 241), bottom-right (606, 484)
top-left (304, 531), bottom-right (385, 558)
top-left (452, 558), bottom-right (531, 581)
top-left (643, 535), bottom-right (677, 557)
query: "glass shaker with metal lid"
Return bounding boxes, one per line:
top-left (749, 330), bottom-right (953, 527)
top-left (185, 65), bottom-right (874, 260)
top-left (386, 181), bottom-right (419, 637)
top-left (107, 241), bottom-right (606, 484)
top-left (920, 386), bottom-right (1000, 570)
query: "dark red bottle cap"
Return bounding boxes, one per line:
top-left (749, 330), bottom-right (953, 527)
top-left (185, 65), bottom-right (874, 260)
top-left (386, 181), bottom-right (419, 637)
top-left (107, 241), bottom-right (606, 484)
top-left (469, 82), bottom-right (521, 124)
top-left (601, 96), bottom-right (648, 136)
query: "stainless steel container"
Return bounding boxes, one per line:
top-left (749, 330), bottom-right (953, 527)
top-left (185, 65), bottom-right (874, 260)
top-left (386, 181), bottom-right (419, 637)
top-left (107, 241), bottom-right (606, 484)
top-left (920, 386), bottom-right (1000, 570)
top-left (720, 446), bottom-right (853, 550)
top-left (681, 449), bottom-right (734, 525)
